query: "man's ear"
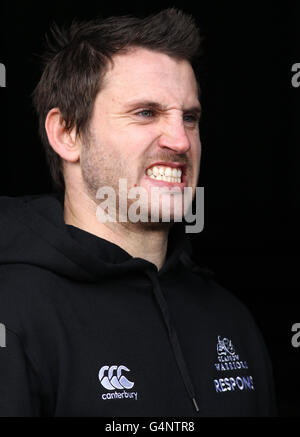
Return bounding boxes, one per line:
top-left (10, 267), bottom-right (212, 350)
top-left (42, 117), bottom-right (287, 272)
top-left (45, 108), bottom-right (80, 162)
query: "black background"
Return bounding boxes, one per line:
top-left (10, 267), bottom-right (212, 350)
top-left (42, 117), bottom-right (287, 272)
top-left (1, 0), bottom-right (299, 417)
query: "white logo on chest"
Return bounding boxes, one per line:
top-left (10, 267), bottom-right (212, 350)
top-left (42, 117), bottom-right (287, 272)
top-left (98, 365), bottom-right (138, 401)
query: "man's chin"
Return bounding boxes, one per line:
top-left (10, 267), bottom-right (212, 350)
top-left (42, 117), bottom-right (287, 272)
top-left (136, 207), bottom-right (185, 226)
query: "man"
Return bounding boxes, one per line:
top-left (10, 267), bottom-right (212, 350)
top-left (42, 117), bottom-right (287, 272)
top-left (0, 8), bottom-right (276, 416)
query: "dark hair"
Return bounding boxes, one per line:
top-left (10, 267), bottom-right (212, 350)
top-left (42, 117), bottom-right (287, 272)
top-left (32, 8), bottom-right (202, 191)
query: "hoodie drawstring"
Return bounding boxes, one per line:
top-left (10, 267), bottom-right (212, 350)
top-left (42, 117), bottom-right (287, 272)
top-left (145, 269), bottom-right (199, 414)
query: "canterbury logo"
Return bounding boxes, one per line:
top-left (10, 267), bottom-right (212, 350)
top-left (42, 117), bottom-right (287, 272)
top-left (99, 365), bottom-right (134, 390)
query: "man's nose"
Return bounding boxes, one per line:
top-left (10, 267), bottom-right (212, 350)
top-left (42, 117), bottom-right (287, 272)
top-left (157, 119), bottom-right (191, 154)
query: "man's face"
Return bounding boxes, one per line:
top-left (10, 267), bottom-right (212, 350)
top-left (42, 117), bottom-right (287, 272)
top-left (80, 47), bottom-right (201, 224)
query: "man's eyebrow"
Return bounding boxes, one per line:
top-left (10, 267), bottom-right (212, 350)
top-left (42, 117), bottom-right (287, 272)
top-left (123, 99), bottom-right (202, 115)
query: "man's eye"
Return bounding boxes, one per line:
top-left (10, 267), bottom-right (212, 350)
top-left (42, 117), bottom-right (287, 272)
top-left (183, 114), bottom-right (199, 123)
top-left (135, 109), bottom-right (154, 118)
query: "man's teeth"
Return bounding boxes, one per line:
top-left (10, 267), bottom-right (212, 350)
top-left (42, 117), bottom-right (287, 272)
top-left (146, 166), bottom-right (182, 183)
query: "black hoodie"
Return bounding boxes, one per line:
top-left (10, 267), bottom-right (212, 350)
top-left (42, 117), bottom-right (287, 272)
top-left (0, 193), bottom-right (276, 416)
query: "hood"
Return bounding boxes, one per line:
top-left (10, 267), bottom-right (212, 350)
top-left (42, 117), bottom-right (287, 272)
top-left (0, 192), bottom-right (195, 282)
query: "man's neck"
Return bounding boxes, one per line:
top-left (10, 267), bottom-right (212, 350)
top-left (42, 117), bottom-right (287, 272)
top-left (63, 188), bottom-right (170, 271)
